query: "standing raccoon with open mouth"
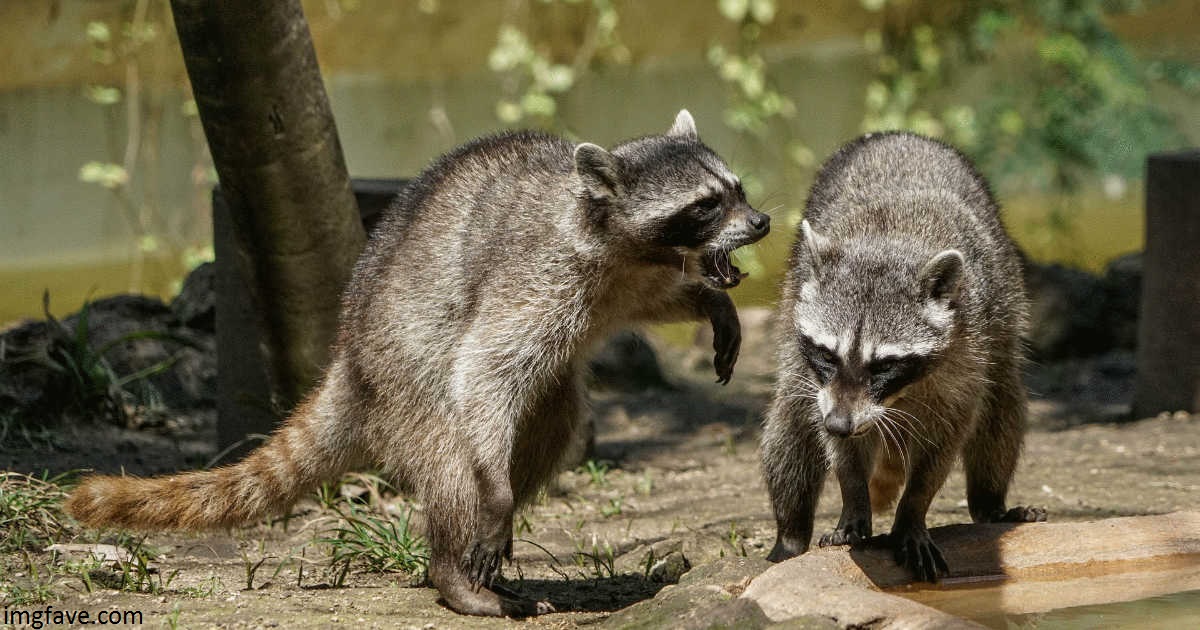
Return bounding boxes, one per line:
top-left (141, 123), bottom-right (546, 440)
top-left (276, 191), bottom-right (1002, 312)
top-left (66, 110), bottom-right (769, 617)
top-left (761, 132), bottom-right (1045, 582)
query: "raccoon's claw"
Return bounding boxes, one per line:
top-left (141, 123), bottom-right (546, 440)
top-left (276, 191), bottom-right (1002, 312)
top-left (997, 505), bottom-right (1048, 523)
top-left (818, 518), bottom-right (871, 547)
top-left (892, 526), bottom-right (949, 583)
top-left (465, 541), bottom-right (506, 589)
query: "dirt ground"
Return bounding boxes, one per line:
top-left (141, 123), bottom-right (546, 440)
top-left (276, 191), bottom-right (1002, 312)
top-left (1, 313), bottom-right (1197, 628)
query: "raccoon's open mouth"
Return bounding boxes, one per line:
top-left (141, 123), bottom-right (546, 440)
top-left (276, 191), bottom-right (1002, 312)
top-left (700, 248), bottom-right (747, 289)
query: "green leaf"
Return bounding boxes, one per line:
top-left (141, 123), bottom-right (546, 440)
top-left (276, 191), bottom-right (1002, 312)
top-left (749, 0), bottom-right (776, 23)
top-left (718, 0), bottom-right (749, 22)
top-left (78, 162), bottom-right (129, 189)
top-left (85, 22), bottom-right (111, 44)
top-left (85, 85), bottom-right (121, 106)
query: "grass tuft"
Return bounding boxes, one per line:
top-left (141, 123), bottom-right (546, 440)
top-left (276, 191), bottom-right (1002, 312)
top-left (0, 472), bottom-right (73, 553)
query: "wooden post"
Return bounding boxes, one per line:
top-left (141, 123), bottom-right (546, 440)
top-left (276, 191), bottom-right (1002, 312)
top-left (1133, 150), bottom-right (1200, 418)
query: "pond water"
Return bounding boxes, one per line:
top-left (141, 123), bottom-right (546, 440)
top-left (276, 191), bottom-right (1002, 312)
top-left (996, 589), bottom-right (1200, 629)
top-left (895, 558), bottom-right (1200, 629)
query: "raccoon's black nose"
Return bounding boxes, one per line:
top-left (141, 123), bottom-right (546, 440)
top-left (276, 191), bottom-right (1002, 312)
top-left (824, 413), bottom-right (853, 438)
top-left (749, 211), bottom-right (770, 235)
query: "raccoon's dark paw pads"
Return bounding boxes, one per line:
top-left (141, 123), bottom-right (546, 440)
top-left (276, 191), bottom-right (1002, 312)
top-left (818, 521), bottom-right (870, 547)
top-left (999, 505), bottom-right (1047, 523)
top-left (892, 527), bottom-right (949, 583)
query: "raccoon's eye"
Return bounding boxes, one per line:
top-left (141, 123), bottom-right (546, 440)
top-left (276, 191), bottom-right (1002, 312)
top-left (869, 359), bottom-right (902, 376)
top-left (813, 346), bottom-right (839, 368)
top-left (692, 195), bottom-right (721, 215)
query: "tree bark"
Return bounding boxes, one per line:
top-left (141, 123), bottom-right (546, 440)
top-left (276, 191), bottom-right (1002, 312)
top-left (169, 0), bottom-right (365, 409)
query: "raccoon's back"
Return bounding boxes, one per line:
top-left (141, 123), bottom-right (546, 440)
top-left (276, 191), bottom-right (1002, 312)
top-left (805, 132), bottom-right (1000, 229)
top-left (335, 131), bottom-right (582, 385)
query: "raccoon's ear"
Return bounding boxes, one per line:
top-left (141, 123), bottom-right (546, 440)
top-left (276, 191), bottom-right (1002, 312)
top-left (574, 143), bottom-right (625, 200)
top-left (918, 249), bottom-right (964, 306)
top-left (800, 220), bottom-right (830, 273)
top-left (667, 109), bottom-right (699, 140)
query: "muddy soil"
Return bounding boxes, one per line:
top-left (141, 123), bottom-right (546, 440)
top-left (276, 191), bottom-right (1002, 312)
top-left (1, 315), bottom-right (1197, 628)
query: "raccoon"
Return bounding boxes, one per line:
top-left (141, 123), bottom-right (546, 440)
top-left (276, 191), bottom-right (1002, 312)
top-left (66, 111), bottom-right (769, 616)
top-left (760, 132), bottom-right (1045, 582)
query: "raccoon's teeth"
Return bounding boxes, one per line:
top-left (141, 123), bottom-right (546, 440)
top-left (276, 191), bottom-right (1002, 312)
top-left (701, 250), bottom-right (747, 288)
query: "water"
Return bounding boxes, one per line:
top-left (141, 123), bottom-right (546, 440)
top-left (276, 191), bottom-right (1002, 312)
top-left (987, 589), bottom-right (1200, 629)
top-left (897, 560), bottom-right (1200, 629)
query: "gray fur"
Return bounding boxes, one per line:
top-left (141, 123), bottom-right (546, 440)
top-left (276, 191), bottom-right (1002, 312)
top-left (324, 111), bottom-right (768, 615)
top-left (761, 132), bottom-right (1044, 582)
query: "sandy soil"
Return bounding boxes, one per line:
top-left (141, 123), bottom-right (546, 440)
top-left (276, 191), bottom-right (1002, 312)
top-left (1, 315), bottom-right (1196, 628)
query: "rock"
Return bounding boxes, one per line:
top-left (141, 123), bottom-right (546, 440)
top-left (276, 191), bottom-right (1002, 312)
top-left (589, 330), bottom-right (671, 392)
top-left (647, 550), bottom-right (691, 584)
top-left (0, 319), bottom-right (58, 422)
top-left (600, 556), bottom-right (818, 630)
top-left (172, 262), bottom-right (216, 332)
top-left (740, 512), bottom-right (1200, 628)
top-left (1101, 252), bottom-right (1141, 351)
top-left (1023, 262), bottom-right (1110, 360)
top-left (0, 291), bottom-right (216, 427)
top-left (1022, 253), bottom-right (1144, 361)
top-left (68, 295), bottom-right (216, 414)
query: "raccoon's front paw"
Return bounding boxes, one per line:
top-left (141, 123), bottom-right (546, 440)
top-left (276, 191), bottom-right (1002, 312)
top-left (712, 315), bottom-right (741, 385)
top-left (891, 525), bottom-right (949, 583)
top-left (997, 505), bottom-right (1048, 523)
top-left (818, 518), bottom-right (871, 547)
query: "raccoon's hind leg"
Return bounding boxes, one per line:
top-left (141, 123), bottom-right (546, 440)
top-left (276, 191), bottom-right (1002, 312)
top-left (762, 396), bottom-right (827, 562)
top-left (820, 433), bottom-right (878, 547)
top-left (422, 451), bottom-right (552, 617)
top-left (964, 363), bottom-right (1047, 524)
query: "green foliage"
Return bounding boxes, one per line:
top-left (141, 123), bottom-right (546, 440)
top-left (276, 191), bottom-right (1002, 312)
top-left (1, 554), bottom-right (58, 606)
top-left (709, 0), bottom-right (795, 135)
top-left (861, 0), bottom-right (1188, 191)
top-left (856, 0), bottom-right (1193, 251)
top-left (572, 536), bottom-right (617, 579)
top-left (319, 503), bottom-right (429, 581)
top-left (580, 459), bottom-right (611, 487)
top-left (79, 1), bottom-right (215, 291)
top-left (489, 0), bottom-right (629, 127)
top-left (0, 472), bottom-right (73, 553)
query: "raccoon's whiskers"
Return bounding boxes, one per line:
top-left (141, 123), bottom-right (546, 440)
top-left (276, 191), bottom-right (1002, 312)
top-left (873, 413), bottom-right (909, 467)
top-left (902, 397), bottom-right (956, 433)
top-left (881, 408), bottom-right (934, 449)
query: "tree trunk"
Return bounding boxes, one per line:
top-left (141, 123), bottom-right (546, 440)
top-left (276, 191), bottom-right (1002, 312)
top-left (169, 0), bottom-right (365, 410)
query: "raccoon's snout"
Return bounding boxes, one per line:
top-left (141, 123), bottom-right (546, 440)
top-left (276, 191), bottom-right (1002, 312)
top-left (823, 410), bottom-right (873, 438)
top-left (747, 210), bottom-right (770, 238)
top-left (824, 412), bottom-right (854, 438)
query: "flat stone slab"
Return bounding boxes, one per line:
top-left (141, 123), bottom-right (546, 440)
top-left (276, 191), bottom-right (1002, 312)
top-left (727, 511), bottom-right (1200, 628)
top-left (592, 512), bottom-right (1200, 627)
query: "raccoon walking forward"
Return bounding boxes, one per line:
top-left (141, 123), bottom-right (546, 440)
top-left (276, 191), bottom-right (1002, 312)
top-left (66, 111), bottom-right (769, 616)
top-left (760, 132), bottom-right (1044, 581)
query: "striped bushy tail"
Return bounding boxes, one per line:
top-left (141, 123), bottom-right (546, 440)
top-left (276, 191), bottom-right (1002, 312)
top-left (65, 398), bottom-right (344, 530)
